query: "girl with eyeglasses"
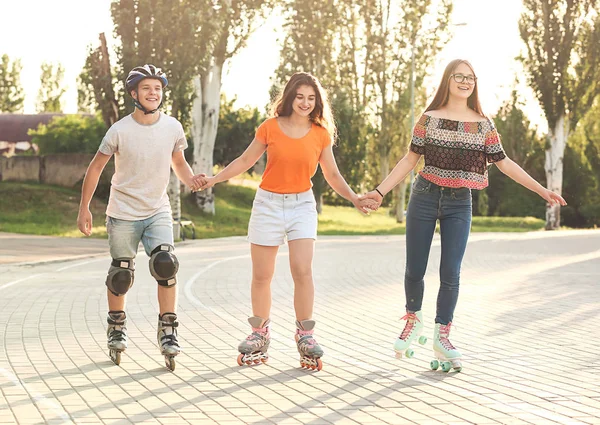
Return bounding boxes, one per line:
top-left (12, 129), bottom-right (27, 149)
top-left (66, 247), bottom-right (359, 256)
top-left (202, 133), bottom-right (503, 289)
top-left (360, 59), bottom-right (566, 372)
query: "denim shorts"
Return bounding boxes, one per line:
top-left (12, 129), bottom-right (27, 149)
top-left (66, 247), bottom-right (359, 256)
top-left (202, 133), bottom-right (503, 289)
top-left (106, 211), bottom-right (174, 259)
top-left (247, 188), bottom-right (318, 246)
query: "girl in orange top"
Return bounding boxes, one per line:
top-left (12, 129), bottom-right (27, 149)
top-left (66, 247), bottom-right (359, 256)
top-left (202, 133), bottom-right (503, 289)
top-left (198, 72), bottom-right (373, 370)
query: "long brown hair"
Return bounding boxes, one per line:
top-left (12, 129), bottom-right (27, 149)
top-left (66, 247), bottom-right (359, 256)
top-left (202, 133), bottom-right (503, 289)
top-left (425, 59), bottom-right (485, 116)
top-left (270, 72), bottom-right (337, 142)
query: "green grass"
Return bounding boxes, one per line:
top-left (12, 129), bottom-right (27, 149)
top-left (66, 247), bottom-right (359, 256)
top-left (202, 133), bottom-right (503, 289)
top-left (0, 181), bottom-right (546, 238)
top-left (0, 181), bottom-right (108, 237)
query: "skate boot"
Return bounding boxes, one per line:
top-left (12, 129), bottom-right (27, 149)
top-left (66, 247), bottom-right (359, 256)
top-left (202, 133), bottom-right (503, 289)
top-left (430, 322), bottom-right (462, 372)
top-left (393, 311), bottom-right (427, 359)
top-left (237, 316), bottom-right (270, 366)
top-left (107, 310), bottom-right (127, 365)
top-left (157, 312), bottom-right (180, 371)
top-left (295, 319), bottom-right (324, 371)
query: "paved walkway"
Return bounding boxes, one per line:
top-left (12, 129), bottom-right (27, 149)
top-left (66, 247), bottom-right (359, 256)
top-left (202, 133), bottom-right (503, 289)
top-left (1, 231), bottom-right (599, 424)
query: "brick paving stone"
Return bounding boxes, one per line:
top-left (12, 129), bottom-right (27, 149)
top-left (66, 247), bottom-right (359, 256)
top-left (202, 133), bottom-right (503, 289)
top-left (0, 231), bottom-right (598, 424)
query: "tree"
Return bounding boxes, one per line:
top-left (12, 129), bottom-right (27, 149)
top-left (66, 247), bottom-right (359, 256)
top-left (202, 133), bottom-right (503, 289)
top-left (561, 97), bottom-right (600, 227)
top-left (79, 33), bottom-right (119, 127)
top-left (0, 54), bottom-right (25, 113)
top-left (519, 0), bottom-right (600, 229)
top-left (190, 0), bottom-right (274, 214)
top-left (488, 89), bottom-right (545, 218)
top-left (274, 0), bottom-right (342, 212)
top-left (214, 96), bottom-right (265, 170)
top-left (110, 0), bottom-right (220, 236)
top-left (36, 62), bottom-right (67, 113)
top-left (29, 115), bottom-right (108, 155)
top-left (359, 0), bottom-right (452, 222)
top-left (111, 0), bottom-right (217, 123)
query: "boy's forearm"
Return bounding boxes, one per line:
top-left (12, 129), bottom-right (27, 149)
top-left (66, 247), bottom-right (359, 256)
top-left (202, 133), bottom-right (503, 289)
top-left (79, 166), bottom-right (102, 209)
top-left (172, 161), bottom-right (195, 186)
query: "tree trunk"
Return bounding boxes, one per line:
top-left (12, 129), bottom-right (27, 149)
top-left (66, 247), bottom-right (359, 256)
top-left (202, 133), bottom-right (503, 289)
top-left (191, 61), bottom-right (223, 214)
top-left (168, 169), bottom-right (181, 240)
top-left (544, 114), bottom-right (568, 230)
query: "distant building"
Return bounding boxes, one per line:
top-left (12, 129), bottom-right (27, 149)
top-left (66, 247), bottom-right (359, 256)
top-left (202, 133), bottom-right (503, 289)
top-left (0, 114), bottom-right (64, 157)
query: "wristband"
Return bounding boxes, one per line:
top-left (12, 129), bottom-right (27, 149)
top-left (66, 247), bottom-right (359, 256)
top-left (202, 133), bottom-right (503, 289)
top-left (375, 188), bottom-right (384, 197)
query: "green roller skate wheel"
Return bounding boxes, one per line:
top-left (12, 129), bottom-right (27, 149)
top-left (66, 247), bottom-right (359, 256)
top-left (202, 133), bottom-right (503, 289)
top-left (441, 361), bottom-right (452, 372)
top-left (430, 359), bottom-right (439, 370)
top-left (418, 336), bottom-right (427, 345)
top-left (405, 348), bottom-right (415, 358)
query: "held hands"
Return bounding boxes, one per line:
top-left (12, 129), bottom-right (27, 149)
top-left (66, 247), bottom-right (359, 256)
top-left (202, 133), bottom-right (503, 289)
top-left (358, 190), bottom-right (384, 212)
top-left (190, 173), bottom-right (217, 192)
top-left (540, 189), bottom-right (567, 207)
top-left (351, 194), bottom-right (379, 214)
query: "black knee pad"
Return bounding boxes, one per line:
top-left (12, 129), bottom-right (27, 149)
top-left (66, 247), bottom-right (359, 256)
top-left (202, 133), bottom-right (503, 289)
top-left (149, 244), bottom-right (179, 287)
top-left (106, 258), bottom-right (135, 296)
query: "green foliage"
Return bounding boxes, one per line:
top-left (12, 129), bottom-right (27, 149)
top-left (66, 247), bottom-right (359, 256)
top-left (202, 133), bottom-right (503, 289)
top-left (476, 189), bottom-right (489, 217)
top-left (489, 166), bottom-right (546, 219)
top-left (488, 89), bottom-right (546, 218)
top-left (580, 204), bottom-right (600, 227)
top-left (214, 96), bottom-right (265, 170)
top-left (77, 60), bottom-right (96, 114)
top-left (0, 54), bottom-right (25, 112)
top-left (111, 0), bottom-right (220, 121)
top-left (36, 62), bottom-right (66, 113)
top-left (561, 98), bottom-right (600, 227)
top-left (29, 115), bottom-right (107, 155)
top-left (78, 34), bottom-right (119, 128)
top-left (519, 0), bottom-right (600, 129)
top-left (324, 92), bottom-right (369, 205)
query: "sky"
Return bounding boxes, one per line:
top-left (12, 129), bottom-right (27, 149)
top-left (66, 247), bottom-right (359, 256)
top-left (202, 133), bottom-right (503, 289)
top-left (0, 0), bottom-right (546, 130)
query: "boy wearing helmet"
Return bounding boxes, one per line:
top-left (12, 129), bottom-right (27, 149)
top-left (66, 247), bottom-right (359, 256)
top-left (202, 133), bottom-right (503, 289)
top-left (77, 64), bottom-right (201, 370)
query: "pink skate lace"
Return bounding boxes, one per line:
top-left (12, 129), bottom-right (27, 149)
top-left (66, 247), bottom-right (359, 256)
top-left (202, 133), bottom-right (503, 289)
top-left (399, 313), bottom-right (420, 340)
top-left (246, 327), bottom-right (269, 346)
top-left (438, 323), bottom-right (456, 350)
top-left (297, 329), bottom-right (316, 348)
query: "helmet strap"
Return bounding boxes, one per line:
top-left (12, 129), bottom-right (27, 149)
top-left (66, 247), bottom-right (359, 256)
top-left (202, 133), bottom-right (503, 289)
top-left (132, 89), bottom-right (163, 115)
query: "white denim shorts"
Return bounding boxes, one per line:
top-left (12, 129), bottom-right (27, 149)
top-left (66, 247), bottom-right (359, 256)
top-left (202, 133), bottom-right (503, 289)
top-left (247, 187), bottom-right (318, 246)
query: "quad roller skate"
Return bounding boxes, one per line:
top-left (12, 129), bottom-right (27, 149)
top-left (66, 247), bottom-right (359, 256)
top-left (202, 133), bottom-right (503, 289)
top-left (393, 311), bottom-right (427, 359)
top-left (157, 312), bottom-right (180, 371)
top-left (107, 311), bottom-right (127, 365)
top-left (237, 316), bottom-right (270, 366)
top-left (430, 322), bottom-right (462, 372)
top-left (295, 319), bottom-right (324, 371)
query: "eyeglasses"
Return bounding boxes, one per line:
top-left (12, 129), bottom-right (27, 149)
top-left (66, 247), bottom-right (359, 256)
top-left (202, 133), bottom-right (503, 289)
top-left (450, 74), bottom-right (477, 85)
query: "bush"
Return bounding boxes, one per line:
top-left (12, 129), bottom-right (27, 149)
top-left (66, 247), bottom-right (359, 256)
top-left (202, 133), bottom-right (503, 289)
top-left (581, 204), bottom-right (600, 227)
top-left (560, 205), bottom-right (583, 228)
top-left (29, 114), bottom-right (107, 154)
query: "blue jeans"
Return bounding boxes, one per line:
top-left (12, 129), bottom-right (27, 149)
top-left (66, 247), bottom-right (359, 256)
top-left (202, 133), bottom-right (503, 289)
top-left (107, 211), bottom-right (174, 259)
top-left (404, 175), bottom-right (472, 324)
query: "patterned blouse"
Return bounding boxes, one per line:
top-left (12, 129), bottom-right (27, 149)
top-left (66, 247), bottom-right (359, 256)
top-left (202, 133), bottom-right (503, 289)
top-left (410, 114), bottom-right (506, 190)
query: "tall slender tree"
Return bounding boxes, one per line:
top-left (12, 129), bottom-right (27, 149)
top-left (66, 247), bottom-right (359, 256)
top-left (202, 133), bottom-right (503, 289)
top-left (110, 0), bottom-right (219, 235)
top-left (79, 33), bottom-right (119, 126)
top-left (36, 62), bottom-right (67, 113)
top-left (274, 0), bottom-right (341, 212)
top-left (190, 0), bottom-right (274, 214)
top-left (359, 0), bottom-right (452, 221)
top-left (0, 54), bottom-right (25, 113)
top-left (519, 0), bottom-right (600, 229)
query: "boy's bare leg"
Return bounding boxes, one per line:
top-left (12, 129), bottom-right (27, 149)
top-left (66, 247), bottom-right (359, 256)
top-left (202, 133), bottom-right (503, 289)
top-left (158, 286), bottom-right (177, 315)
top-left (108, 289), bottom-right (126, 311)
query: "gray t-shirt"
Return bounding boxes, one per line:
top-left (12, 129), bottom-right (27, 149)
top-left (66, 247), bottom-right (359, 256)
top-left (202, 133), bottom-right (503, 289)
top-left (98, 112), bottom-right (188, 220)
